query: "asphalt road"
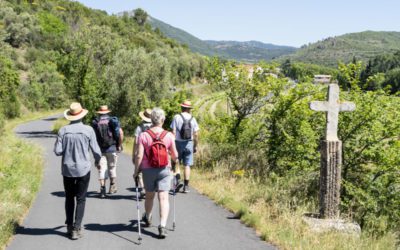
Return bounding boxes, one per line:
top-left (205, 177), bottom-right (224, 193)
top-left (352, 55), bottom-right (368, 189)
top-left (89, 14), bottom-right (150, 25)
top-left (7, 115), bottom-right (275, 250)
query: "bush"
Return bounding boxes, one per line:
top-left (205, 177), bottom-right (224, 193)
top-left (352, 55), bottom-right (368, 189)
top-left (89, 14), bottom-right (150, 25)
top-left (0, 55), bottom-right (20, 118)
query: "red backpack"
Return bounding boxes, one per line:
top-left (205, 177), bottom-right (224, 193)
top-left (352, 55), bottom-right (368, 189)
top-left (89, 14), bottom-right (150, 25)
top-left (145, 130), bottom-right (169, 168)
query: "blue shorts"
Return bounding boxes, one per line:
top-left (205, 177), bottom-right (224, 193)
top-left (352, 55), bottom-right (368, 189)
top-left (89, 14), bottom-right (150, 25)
top-left (142, 168), bottom-right (172, 192)
top-left (175, 140), bottom-right (194, 166)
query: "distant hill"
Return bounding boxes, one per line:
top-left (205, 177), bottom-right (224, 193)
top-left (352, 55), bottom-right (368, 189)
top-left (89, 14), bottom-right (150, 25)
top-left (147, 16), bottom-right (297, 62)
top-left (282, 31), bottom-right (400, 66)
top-left (205, 40), bottom-right (297, 62)
top-left (147, 16), bottom-right (218, 56)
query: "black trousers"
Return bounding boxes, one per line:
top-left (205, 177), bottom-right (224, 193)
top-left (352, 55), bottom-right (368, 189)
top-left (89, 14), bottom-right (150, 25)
top-left (63, 172), bottom-right (90, 230)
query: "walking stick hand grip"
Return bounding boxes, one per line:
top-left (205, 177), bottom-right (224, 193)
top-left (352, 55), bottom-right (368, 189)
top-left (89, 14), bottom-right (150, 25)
top-left (135, 176), bottom-right (139, 187)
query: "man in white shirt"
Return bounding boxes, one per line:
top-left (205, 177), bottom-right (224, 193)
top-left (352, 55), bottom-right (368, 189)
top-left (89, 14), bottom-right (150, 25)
top-left (170, 100), bottom-right (199, 193)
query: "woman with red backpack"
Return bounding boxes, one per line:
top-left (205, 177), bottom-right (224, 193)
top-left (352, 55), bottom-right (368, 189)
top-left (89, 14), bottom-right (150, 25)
top-left (133, 107), bottom-right (178, 239)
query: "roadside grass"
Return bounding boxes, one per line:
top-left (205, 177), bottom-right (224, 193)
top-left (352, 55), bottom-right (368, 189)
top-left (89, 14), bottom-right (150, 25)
top-left (0, 110), bottom-right (61, 250)
top-left (52, 117), bottom-right (69, 134)
top-left (191, 162), bottom-right (398, 250)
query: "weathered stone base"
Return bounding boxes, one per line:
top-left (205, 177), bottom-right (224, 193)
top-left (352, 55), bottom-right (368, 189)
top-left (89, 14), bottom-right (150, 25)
top-left (303, 215), bottom-right (361, 236)
top-left (320, 140), bottom-right (342, 218)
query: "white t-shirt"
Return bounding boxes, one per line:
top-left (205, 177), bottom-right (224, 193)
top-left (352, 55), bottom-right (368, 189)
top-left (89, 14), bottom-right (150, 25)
top-left (170, 112), bottom-right (199, 141)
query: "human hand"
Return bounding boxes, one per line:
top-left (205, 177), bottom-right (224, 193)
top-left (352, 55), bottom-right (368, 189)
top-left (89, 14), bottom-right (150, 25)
top-left (96, 164), bottom-right (101, 170)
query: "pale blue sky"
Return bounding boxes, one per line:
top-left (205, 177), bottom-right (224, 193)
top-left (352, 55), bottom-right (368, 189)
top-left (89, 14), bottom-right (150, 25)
top-left (75, 0), bottom-right (400, 47)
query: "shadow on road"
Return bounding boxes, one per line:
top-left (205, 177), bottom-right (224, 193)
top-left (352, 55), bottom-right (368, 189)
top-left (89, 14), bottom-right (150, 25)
top-left (15, 226), bottom-right (66, 237)
top-left (51, 191), bottom-right (64, 197)
top-left (17, 131), bottom-right (56, 138)
top-left (51, 191), bottom-right (136, 201)
top-left (42, 117), bottom-right (59, 121)
top-left (85, 220), bottom-right (159, 243)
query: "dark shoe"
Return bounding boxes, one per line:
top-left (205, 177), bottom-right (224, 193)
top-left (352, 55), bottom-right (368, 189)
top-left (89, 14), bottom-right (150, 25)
top-left (100, 186), bottom-right (106, 198)
top-left (70, 228), bottom-right (82, 240)
top-left (158, 225), bottom-right (168, 239)
top-left (183, 185), bottom-right (190, 193)
top-left (66, 225), bottom-right (73, 236)
top-left (175, 182), bottom-right (184, 193)
top-left (109, 183), bottom-right (117, 194)
top-left (141, 213), bottom-right (152, 227)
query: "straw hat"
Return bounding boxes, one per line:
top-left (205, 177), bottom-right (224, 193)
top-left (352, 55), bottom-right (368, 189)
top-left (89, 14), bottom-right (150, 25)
top-left (139, 108), bottom-right (152, 123)
top-left (96, 105), bottom-right (111, 114)
top-left (180, 100), bottom-right (193, 109)
top-left (64, 102), bottom-right (88, 121)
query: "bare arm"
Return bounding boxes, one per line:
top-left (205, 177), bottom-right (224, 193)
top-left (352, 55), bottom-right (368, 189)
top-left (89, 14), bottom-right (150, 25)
top-left (132, 136), bottom-right (138, 165)
top-left (193, 131), bottom-right (199, 148)
top-left (134, 143), bottom-right (144, 177)
top-left (169, 133), bottom-right (178, 162)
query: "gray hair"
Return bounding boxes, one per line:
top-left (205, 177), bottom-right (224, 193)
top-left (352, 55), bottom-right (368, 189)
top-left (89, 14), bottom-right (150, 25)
top-left (151, 107), bottom-right (165, 126)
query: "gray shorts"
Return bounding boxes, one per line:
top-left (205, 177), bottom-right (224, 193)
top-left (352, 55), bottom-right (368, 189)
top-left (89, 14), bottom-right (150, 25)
top-left (142, 168), bottom-right (172, 192)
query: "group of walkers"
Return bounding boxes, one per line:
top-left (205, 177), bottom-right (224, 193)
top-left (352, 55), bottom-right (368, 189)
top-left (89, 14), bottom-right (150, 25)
top-left (54, 100), bottom-right (199, 240)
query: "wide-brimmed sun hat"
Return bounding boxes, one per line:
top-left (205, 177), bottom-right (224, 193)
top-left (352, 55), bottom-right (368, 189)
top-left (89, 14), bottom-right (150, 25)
top-left (64, 102), bottom-right (88, 121)
top-left (180, 100), bottom-right (193, 109)
top-left (139, 108), bottom-right (152, 123)
top-left (96, 105), bottom-right (111, 114)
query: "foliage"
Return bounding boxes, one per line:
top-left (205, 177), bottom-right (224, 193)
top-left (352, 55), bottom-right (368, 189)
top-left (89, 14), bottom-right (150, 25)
top-left (105, 48), bottom-right (171, 133)
top-left (337, 60), bottom-right (363, 90)
top-left (133, 8), bottom-right (148, 26)
top-left (204, 59), bottom-right (400, 234)
top-left (0, 55), bottom-right (20, 118)
top-left (0, 5), bottom-right (38, 47)
top-left (339, 90), bottom-right (400, 234)
top-left (21, 60), bottom-right (66, 110)
top-left (37, 11), bottom-right (66, 36)
top-left (0, 0), bottom-right (205, 131)
top-left (281, 59), bottom-right (338, 82)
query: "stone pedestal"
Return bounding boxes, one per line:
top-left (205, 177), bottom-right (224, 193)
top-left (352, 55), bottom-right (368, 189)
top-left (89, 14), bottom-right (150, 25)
top-left (302, 215), bottom-right (361, 236)
top-left (319, 140), bottom-right (342, 218)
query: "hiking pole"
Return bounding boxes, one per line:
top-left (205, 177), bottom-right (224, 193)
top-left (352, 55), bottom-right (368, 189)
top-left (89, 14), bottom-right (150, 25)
top-left (135, 176), bottom-right (142, 244)
top-left (172, 174), bottom-right (176, 231)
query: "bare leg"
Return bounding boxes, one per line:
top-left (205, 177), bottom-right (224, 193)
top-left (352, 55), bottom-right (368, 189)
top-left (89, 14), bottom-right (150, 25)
top-left (145, 192), bottom-right (155, 217)
top-left (184, 166), bottom-right (190, 180)
top-left (158, 191), bottom-right (169, 227)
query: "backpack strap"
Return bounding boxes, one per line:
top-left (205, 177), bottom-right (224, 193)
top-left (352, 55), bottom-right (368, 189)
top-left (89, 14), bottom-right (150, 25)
top-left (146, 129), bottom-right (168, 141)
top-left (159, 130), bottom-right (169, 140)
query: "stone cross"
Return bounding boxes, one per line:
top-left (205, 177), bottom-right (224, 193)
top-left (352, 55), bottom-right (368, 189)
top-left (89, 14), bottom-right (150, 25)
top-left (310, 84), bottom-right (355, 140)
top-left (309, 84), bottom-right (356, 218)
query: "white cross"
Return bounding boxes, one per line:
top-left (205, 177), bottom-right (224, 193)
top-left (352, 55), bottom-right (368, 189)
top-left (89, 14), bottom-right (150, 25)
top-left (310, 84), bottom-right (355, 141)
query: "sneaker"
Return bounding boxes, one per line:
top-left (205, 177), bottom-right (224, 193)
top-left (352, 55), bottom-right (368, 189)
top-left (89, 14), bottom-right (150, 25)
top-left (66, 225), bottom-right (73, 236)
top-left (158, 225), bottom-right (168, 239)
top-left (141, 213), bottom-right (152, 227)
top-left (183, 185), bottom-right (190, 193)
top-left (109, 183), bottom-right (117, 194)
top-left (100, 186), bottom-right (106, 198)
top-left (175, 182), bottom-right (184, 193)
top-left (70, 228), bottom-right (82, 240)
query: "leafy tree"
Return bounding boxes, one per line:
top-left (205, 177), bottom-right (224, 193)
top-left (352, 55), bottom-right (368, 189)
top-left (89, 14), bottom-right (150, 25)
top-left (382, 68), bottom-right (400, 94)
top-left (105, 48), bottom-right (171, 133)
top-left (133, 8), bottom-right (148, 26)
top-left (337, 61), bottom-right (363, 90)
top-left (0, 55), bottom-right (20, 118)
top-left (0, 7), bottom-right (38, 47)
top-left (21, 61), bottom-right (66, 110)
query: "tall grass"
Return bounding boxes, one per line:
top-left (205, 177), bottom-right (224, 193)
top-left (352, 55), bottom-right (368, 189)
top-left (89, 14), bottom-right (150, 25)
top-left (0, 110), bottom-right (61, 250)
top-left (191, 150), bottom-right (398, 250)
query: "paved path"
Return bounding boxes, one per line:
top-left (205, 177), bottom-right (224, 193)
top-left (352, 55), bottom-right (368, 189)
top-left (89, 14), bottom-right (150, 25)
top-left (7, 115), bottom-right (275, 250)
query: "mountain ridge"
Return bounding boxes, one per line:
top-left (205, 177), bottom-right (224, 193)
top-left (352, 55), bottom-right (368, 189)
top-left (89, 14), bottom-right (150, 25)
top-left (146, 15), bottom-right (297, 62)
